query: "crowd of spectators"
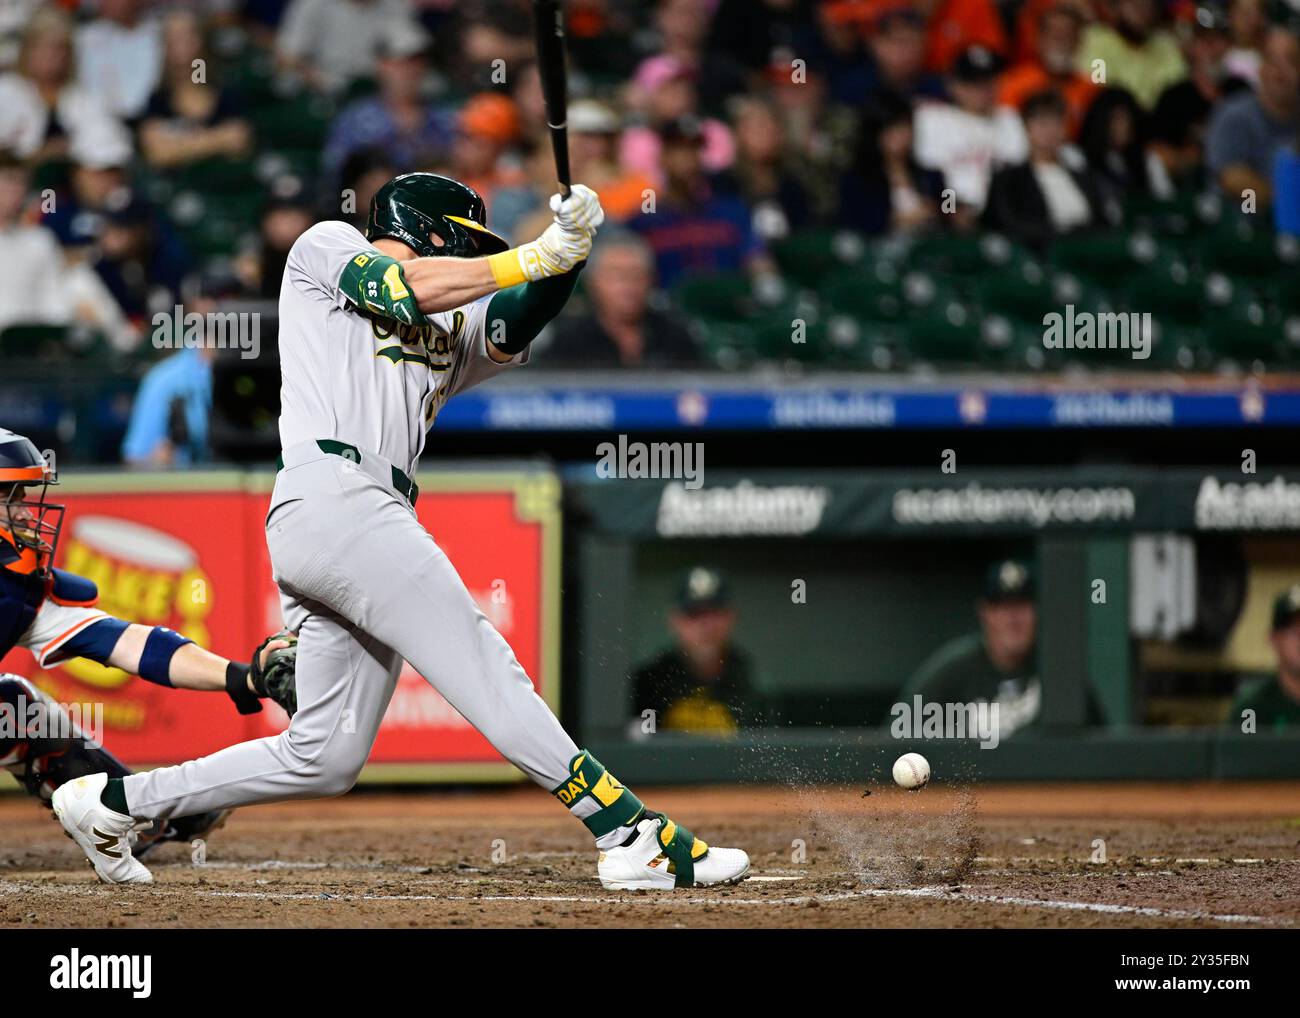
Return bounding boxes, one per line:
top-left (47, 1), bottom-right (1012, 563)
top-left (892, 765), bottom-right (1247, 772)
top-left (0, 0), bottom-right (1297, 375)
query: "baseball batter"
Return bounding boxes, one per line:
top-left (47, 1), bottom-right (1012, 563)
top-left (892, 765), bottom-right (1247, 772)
top-left (53, 174), bottom-right (749, 891)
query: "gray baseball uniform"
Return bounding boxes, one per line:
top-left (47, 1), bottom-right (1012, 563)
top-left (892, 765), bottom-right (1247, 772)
top-left (122, 221), bottom-right (579, 819)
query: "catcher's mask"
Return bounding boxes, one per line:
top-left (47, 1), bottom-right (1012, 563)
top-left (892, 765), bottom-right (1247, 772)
top-left (365, 172), bottom-right (510, 259)
top-left (0, 429), bottom-right (63, 579)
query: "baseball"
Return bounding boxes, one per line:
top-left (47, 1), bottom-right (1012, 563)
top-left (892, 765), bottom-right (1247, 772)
top-left (892, 753), bottom-right (931, 790)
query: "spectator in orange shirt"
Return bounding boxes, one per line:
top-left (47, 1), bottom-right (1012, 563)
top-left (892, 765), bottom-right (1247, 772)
top-left (999, 5), bottom-right (1100, 137)
top-left (922, 0), bottom-right (1009, 73)
top-left (568, 99), bottom-right (655, 223)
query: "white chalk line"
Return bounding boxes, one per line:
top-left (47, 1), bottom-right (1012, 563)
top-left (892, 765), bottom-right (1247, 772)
top-left (119, 887), bottom-right (1300, 924)
top-left (2, 878), bottom-right (1291, 925)
top-left (177, 854), bottom-right (1298, 874)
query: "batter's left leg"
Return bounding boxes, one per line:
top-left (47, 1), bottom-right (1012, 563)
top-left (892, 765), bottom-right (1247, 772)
top-left (353, 513), bottom-right (576, 790)
top-left (346, 502), bottom-right (750, 887)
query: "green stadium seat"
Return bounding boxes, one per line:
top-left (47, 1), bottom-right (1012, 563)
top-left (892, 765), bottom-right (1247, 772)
top-left (1140, 324), bottom-right (1206, 371)
top-left (770, 230), bottom-right (869, 288)
top-left (0, 324), bottom-right (69, 359)
top-left (972, 258), bottom-right (1059, 324)
top-left (0, 324), bottom-right (115, 362)
top-left (819, 263), bottom-right (938, 323)
top-left (1197, 217), bottom-right (1299, 277)
top-left (905, 231), bottom-right (1020, 276)
top-left (174, 157), bottom-right (258, 195)
top-left (223, 47), bottom-right (278, 105)
top-left (1202, 299), bottom-right (1291, 367)
top-left (674, 271), bottom-right (762, 325)
top-left (1048, 229), bottom-right (1164, 289)
top-left (250, 91), bottom-right (335, 150)
top-left (686, 319), bottom-right (753, 370)
top-left (1121, 262), bottom-right (1231, 326)
top-left (1122, 189), bottom-right (1220, 239)
top-left (1260, 278), bottom-right (1300, 318)
top-left (903, 298), bottom-right (981, 364)
top-left (751, 312), bottom-right (830, 364)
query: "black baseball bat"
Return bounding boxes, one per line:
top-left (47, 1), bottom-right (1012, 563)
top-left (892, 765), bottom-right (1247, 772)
top-left (532, 0), bottom-right (571, 198)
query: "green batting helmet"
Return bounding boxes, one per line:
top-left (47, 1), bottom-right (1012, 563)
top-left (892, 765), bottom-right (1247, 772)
top-left (365, 172), bottom-right (510, 258)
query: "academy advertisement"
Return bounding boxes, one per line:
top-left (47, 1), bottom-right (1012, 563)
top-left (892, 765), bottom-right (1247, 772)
top-left (572, 469), bottom-right (1300, 538)
top-left (0, 470), bottom-right (560, 779)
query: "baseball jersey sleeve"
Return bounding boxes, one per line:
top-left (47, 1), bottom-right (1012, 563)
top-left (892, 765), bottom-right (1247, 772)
top-left (285, 220), bottom-right (377, 308)
top-left (438, 294), bottom-right (530, 399)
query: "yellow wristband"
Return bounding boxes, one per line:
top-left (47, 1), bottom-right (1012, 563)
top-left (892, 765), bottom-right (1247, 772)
top-left (488, 248), bottom-right (529, 288)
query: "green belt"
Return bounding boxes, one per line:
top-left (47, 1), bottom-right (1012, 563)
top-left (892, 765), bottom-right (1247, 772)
top-left (276, 440), bottom-right (419, 506)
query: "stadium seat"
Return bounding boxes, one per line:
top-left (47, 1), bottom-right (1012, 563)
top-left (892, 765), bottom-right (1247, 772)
top-left (770, 229), bottom-right (868, 288)
top-left (1121, 262), bottom-right (1232, 327)
top-left (0, 324), bottom-right (114, 362)
top-left (971, 258), bottom-right (1060, 325)
top-left (674, 271), bottom-right (765, 325)
top-left (250, 90), bottom-right (335, 150)
top-left (818, 263), bottom-right (938, 324)
top-left (1202, 299), bottom-right (1292, 367)
top-left (752, 312), bottom-right (831, 364)
top-left (1140, 324), bottom-right (1207, 372)
top-left (0, 324), bottom-right (70, 359)
top-left (1122, 189), bottom-right (1221, 239)
top-left (689, 320), bottom-right (753, 370)
top-left (173, 157), bottom-right (258, 195)
top-left (825, 317), bottom-right (906, 369)
top-left (1197, 217), bottom-right (1300, 277)
top-left (902, 298), bottom-right (982, 364)
top-left (904, 231), bottom-right (1020, 277)
top-left (1048, 229), bottom-right (1166, 288)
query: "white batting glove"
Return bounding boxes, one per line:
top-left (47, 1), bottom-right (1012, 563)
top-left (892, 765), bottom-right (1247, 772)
top-left (486, 187), bottom-right (601, 287)
top-left (550, 184), bottom-right (605, 237)
top-left (532, 220), bottom-right (592, 276)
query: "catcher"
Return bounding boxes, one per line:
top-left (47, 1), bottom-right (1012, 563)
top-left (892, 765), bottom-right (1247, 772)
top-left (0, 427), bottom-right (297, 855)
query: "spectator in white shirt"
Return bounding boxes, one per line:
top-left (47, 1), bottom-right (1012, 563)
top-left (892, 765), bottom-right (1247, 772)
top-left (0, 7), bottom-right (123, 163)
top-left (276, 0), bottom-right (427, 95)
top-left (0, 152), bottom-right (64, 329)
top-left (75, 0), bottom-right (163, 120)
top-left (913, 45), bottom-right (1029, 216)
top-left (0, 151), bottom-right (134, 346)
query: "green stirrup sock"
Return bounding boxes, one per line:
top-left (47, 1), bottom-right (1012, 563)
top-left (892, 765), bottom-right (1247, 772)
top-left (101, 777), bottom-right (129, 815)
top-left (551, 751), bottom-right (645, 840)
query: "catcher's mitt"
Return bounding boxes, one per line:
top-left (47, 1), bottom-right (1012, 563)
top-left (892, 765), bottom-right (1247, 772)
top-left (249, 630), bottom-right (299, 716)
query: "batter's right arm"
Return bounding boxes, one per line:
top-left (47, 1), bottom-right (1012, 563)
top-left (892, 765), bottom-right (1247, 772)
top-left (399, 185), bottom-right (603, 315)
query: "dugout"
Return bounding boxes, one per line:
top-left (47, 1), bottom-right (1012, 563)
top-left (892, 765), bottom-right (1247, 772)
top-left (567, 466), bottom-right (1300, 783)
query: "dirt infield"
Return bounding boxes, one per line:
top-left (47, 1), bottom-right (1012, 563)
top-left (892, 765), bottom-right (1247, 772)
top-left (3, 782), bottom-right (1298, 928)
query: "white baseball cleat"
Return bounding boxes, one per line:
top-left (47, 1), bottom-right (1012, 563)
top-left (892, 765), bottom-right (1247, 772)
top-left (598, 812), bottom-right (750, 890)
top-left (51, 773), bottom-right (153, 884)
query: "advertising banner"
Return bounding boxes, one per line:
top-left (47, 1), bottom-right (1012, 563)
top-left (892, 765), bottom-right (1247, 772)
top-left (0, 469), bottom-right (561, 781)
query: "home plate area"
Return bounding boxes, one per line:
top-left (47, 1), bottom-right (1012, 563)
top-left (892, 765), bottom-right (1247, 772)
top-left (1, 784), bottom-right (1296, 929)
